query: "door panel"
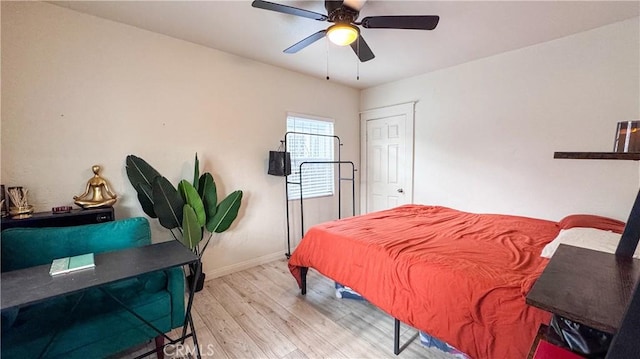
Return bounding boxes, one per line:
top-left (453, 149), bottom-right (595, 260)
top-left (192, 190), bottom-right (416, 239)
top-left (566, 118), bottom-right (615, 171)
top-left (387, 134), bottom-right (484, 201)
top-left (366, 115), bottom-right (407, 213)
top-left (361, 103), bottom-right (415, 214)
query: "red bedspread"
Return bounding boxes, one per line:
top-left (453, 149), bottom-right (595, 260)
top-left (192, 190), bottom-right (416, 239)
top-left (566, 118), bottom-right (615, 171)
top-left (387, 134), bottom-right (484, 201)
top-left (288, 205), bottom-right (558, 359)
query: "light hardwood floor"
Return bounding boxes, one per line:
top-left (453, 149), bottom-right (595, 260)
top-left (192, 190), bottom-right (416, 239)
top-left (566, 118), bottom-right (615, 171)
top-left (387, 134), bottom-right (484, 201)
top-left (119, 259), bottom-right (457, 359)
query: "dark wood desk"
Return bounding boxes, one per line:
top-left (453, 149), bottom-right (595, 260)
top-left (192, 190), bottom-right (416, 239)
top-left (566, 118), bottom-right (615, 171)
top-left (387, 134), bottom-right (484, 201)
top-left (1, 240), bottom-right (197, 310)
top-left (526, 244), bottom-right (640, 334)
top-left (1, 240), bottom-right (201, 358)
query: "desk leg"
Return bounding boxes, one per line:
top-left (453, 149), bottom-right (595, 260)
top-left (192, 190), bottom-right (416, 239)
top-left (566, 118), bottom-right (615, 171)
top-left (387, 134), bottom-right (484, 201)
top-left (187, 312), bottom-right (200, 357)
top-left (38, 291), bottom-right (86, 358)
top-left (181, 259), bottom-right (202, 359)
top-left (104, 261), bottom-right (202, 359)
top-left (100, 288), bottom-right (173, 342)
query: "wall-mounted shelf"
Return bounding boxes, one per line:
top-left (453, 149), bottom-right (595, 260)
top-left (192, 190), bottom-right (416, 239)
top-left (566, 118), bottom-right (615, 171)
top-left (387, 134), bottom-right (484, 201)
top-left (554, 152), bottom-right (640, 161)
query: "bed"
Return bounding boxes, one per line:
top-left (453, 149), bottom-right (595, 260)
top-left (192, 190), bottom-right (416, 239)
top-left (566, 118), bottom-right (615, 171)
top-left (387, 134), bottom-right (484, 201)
top-left (288, 205), bottom-right (562, 359)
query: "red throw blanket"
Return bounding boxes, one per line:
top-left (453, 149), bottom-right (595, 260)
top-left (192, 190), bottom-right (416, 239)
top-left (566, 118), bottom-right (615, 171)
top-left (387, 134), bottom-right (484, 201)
top-left (289, 205), bottom-right (557, 359)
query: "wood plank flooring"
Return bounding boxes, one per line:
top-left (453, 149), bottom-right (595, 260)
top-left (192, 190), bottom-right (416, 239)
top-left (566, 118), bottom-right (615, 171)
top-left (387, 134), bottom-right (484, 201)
top-left (116, 259), bottom-right (457, 359)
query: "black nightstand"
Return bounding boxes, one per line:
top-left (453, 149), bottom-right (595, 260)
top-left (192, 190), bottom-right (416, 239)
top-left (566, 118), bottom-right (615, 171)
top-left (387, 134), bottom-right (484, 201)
top-left (525, 244), bottom-right (640, 358)
top-left (526, 244), bottom-right (640, 334)
top-left (1, 207), bottom-right (114, 230)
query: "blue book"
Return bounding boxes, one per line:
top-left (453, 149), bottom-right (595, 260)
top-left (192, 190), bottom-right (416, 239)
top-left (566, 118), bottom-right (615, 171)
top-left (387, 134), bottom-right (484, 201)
top-left (49, 253), bottom-right (95, 276)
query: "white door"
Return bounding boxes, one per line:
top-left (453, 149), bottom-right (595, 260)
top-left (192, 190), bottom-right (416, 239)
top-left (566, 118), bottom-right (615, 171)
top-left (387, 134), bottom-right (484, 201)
top-left (361, 103), bottom-right (414, 214)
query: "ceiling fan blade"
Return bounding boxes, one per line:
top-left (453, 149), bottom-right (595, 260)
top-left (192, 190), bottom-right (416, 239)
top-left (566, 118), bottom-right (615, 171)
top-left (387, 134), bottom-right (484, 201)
top-left (252, 0), bottom-right (328, 21)
top-left (350, 35), bottom-right (375, 62)
top-left (361, 15), bottom-right (440, 30)
top-left (284, 30), bottom-right (327, 54)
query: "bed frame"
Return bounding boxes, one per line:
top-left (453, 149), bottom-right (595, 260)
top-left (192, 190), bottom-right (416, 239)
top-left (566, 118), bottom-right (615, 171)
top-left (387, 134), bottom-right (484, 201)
top-left (299, 267), bottom-right (414, 354)
top-left (297, 189), bottom-right (640, 357)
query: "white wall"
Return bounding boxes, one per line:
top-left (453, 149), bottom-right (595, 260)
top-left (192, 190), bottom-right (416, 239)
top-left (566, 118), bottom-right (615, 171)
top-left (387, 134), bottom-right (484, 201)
top-left (1, 2), bottom-right (360, 278)
top-left (362, 18), bottom-right (640, 221)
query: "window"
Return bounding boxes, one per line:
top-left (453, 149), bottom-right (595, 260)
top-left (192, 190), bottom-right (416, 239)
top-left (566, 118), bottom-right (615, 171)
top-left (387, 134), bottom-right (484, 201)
top-left (287, 115), bottom-right (335, 200)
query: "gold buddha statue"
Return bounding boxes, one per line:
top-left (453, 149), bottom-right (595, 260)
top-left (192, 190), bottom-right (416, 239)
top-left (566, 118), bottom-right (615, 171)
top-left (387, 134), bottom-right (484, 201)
top-left (74, 165), bottom-right (118, 208)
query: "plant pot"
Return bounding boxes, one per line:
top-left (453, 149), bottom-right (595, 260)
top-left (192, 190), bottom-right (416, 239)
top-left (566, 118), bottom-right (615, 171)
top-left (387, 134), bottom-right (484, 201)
top-left (187, 271), bottom-right (205, 293)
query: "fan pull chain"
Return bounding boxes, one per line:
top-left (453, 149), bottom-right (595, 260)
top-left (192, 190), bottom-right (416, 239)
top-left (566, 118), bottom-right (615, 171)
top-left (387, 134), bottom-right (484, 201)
top-left (326, 38), bottom-right (330, 80)
top-left (356, 38), bottom-right (360, 81)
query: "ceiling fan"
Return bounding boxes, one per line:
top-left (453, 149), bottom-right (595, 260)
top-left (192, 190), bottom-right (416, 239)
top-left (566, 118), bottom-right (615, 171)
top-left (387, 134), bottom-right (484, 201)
top-left (251, 0), bottom-right (439, 62)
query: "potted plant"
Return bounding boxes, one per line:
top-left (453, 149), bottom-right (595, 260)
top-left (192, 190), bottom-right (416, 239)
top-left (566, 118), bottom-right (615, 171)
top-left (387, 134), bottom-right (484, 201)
top-left (125, 154), bottom-right (243, 291)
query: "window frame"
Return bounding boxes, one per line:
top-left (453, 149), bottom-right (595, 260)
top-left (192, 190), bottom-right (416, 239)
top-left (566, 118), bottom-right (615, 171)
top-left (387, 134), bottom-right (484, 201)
top-left (286, 113), bottom-right (336, 201)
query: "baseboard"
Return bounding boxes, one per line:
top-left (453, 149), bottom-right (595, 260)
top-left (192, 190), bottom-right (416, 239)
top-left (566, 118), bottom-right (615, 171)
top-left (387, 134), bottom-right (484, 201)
top-left (203, 251), bottom-right (286, 279)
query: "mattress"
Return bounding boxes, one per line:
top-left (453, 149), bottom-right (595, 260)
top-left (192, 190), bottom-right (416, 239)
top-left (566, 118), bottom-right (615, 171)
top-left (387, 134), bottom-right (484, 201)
top-left (288, 205), bottom-right (557, 359)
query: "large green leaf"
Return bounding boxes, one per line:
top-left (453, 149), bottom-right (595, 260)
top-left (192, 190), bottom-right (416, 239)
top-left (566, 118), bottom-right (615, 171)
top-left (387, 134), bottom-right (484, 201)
top-left (135, 183), bottom-right (157, 218)
top-left (152, 176), bottom-right (184, 229)
top-left (198, 173), bottom-right (217, 220)
top-left (126, 155), bottom-right (162, 188)
top-left (178, 180), bottom-right (205, 227)
top-left (193, 153), bottom-right (200, 191)
top-left (207, 190), bottom-right (243, 233)
top-left (182, 204), bottom-right (202, 250)
top-left (126, 155), bottom-right (162, 217)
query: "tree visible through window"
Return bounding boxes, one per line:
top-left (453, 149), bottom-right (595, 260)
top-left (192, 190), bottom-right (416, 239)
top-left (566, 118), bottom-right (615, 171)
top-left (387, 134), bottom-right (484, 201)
top-left (286, 115), bottom-right (334, 200)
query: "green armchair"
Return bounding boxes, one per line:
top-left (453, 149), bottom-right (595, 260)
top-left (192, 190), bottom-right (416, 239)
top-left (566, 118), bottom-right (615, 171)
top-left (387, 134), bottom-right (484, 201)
top-left (0, 217), bottom-right (186, 358)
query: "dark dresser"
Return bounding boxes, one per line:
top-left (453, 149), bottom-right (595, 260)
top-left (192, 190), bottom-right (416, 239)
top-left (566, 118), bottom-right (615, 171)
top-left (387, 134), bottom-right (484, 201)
top-left (1, 207), bottom-right (114, 230)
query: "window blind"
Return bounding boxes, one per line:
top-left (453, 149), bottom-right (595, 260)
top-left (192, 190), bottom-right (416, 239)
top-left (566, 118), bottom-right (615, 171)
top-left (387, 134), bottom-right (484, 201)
top-left (287, 115), bottom-right (334, 200)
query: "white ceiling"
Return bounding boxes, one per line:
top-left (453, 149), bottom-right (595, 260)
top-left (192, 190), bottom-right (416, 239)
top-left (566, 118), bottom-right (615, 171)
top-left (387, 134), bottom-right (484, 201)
top-left (50, 1), bottom-right (640, 89)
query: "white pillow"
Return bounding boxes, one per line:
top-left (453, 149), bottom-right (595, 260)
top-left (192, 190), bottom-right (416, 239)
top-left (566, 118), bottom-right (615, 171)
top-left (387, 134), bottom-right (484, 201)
top-left (541, 227), bottom-right (640, 259)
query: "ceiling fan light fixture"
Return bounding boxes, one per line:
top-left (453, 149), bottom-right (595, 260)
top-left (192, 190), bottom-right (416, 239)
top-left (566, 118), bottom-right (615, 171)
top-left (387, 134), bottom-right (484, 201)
top-left (327, 23), bottom-right (359, 46)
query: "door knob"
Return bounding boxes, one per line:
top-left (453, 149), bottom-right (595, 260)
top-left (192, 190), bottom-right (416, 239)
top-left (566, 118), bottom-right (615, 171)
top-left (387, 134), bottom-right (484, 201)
top-left (397, 188), bottom-right (404, 193)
